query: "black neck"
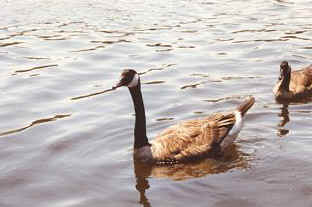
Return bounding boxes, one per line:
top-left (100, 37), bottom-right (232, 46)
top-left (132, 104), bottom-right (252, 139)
top-left (281, 72), bottom-right (291, 91)
top-left (128, 79), bottom-right (150, 149)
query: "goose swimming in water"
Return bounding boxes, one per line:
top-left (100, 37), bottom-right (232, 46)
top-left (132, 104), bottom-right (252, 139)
top-left (273, 61), bottom-right (312, 101)
top-left (113, 69), bottom-right (255, 165)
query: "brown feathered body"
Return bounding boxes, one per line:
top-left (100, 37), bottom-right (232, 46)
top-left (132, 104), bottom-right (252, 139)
top-left (151, 113), bottom-right (234, 162)
top-left (134, 97), bottom-right (255, 165)
top-left (274, 63), bottom-right (312, 100)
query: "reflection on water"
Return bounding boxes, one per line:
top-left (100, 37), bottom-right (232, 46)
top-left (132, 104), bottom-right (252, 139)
top-left (134, 144), bottom-right (248, 180)
top-left (277, 104), bottom-right (289, 136)
top-left (135, 171), bottom-right (152, 207)
top-left (134, 144), bottom-right (249, 206)
top-left (276, 97), bottom-right (312, 137)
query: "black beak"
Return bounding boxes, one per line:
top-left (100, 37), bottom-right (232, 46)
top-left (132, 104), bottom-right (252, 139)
top-left (112, 77), bottom-right (126, 89)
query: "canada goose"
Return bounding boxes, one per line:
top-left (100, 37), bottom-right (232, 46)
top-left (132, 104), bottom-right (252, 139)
top-left (273, 61), bottom-right (312, 101)
top-left (113, 69), bottom-right (255, 164)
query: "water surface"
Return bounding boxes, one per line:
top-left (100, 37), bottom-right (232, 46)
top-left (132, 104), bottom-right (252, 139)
top-left (1, 0), bottom-right (312, 206)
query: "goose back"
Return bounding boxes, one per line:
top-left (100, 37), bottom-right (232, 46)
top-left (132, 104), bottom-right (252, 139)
top-left (289, 66), bottom-right (312, 93)
top-left (150, 112), bottom-right (236, 163)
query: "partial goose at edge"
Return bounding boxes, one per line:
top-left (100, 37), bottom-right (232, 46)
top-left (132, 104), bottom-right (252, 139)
top-left (273, 61), bottom-right (312, 102)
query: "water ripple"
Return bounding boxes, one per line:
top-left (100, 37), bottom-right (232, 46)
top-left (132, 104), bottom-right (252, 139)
top-left (0, 42), bottom-right (23, 47)
top-left (0, 114), bottom-right (71, 137)
top-left (14, 64), bottom-right (58, 73)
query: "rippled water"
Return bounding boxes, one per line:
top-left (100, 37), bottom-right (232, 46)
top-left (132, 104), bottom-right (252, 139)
top-left (1, 0), bottom-right (312, 206)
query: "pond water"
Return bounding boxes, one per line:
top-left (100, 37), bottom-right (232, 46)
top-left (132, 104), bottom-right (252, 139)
top-left (1, 0), bottom-right (312, 206)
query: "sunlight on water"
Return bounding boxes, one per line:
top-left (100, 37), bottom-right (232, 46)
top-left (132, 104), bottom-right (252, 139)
top-left (1, 0), bottom-right (312, 206)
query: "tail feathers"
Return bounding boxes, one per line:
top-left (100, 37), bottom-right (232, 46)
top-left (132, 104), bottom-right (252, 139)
top-left (236, 96), bottom-right (255, 116)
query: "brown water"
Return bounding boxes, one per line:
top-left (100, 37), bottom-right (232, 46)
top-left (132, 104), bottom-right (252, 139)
top-left (1, 0), bottom-right (312, 206)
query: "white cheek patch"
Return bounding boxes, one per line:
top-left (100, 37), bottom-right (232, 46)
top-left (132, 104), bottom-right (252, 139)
top-left (127, 73), bottom-right (139, 87)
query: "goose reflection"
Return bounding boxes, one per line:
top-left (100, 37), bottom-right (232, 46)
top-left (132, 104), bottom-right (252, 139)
top-left (277, 104), bottom-right (290, 137)
top-left (276, 97), bottom-right (312, 136)
top-left (134, 144), bottom-right (249, 207)
top-left (134, 162), bottom-right (152, 207)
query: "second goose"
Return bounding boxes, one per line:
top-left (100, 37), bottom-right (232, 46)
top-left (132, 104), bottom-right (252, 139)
top-left (273, 61), bottom-right (312, 101)
top-left (113, 69), bottom-right (255, 165)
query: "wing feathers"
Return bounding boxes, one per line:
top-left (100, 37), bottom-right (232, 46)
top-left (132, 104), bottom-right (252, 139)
top-left (151, 112), bottom-right (237, 163)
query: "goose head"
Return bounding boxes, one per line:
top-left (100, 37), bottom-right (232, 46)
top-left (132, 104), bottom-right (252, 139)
top-left (113, 69), bottom-right (139, 89)
top-left (279, 61), bottom-right (291, 81)
top-left (273, 61), bottom-right (292, 99)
